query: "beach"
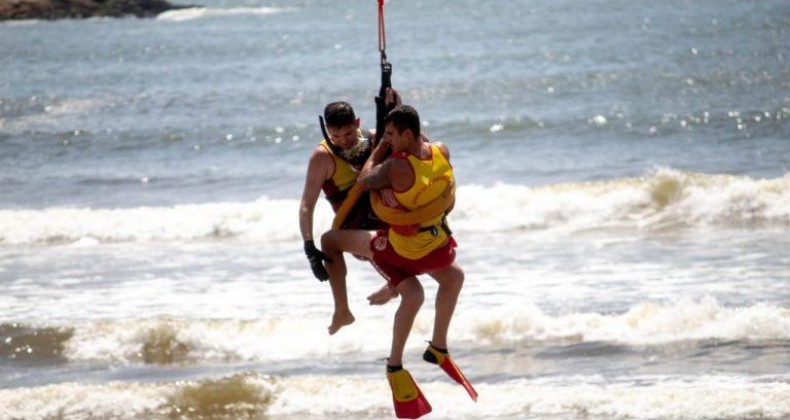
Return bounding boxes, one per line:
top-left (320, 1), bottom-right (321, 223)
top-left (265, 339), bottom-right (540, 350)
top-left (1, 0), bottom-right (789, 418)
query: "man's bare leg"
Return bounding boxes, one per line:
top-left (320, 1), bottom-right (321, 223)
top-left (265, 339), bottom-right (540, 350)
top-left (325, 251), bottom-right (354, 335)
top-left (427, 262), bottom-right (465, 349)
top-left (321, 229), bottom-right (376, 335)
top-left (387, 277), bottom-right (424, 366)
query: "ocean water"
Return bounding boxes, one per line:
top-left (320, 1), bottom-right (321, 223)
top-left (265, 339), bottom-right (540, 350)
top-left (1, 0), bottom-right (789, 418)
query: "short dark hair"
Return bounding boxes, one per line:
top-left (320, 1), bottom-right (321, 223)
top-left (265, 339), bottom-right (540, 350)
top-left (323, 102), bottom-right (357, 128)
top-left (385, 105), bottom-right (420, 139)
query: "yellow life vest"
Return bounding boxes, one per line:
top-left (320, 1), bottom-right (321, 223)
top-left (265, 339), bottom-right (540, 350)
top-left (319, 139), bottom-right (358, 210)
top-left (381, 144), bottom-right (454, 260)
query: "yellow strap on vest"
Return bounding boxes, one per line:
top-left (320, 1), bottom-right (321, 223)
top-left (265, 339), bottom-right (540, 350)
top-left (370, 180), bottom-right (455, 226)
top-left (331, 182), bottom-right (365, 230)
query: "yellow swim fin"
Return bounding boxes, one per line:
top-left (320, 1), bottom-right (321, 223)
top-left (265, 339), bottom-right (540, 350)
top-left (386, 367), bottom-right (433, 419)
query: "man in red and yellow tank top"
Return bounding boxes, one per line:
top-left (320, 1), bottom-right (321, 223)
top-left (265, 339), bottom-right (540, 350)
top-left (321, 106), bottom-right (465, 375)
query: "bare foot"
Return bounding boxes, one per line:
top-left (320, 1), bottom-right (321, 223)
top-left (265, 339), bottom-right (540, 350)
top-left (367, 285), bottom-right (398, 306)
top-left (327, 311), bottom-right (355, 335)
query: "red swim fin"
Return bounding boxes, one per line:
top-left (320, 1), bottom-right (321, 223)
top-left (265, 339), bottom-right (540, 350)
top-left (424, 344), bottom-right (478, 402)
top-left (387, 368), bottom-right (433, 419)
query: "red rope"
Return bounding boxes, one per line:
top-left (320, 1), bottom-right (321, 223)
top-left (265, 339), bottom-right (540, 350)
top-left (378, 0), bottom-right (386, 53)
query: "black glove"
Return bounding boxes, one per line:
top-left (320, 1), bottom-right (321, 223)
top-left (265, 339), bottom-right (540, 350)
top-left (304, 240), bottom-right (332, 281)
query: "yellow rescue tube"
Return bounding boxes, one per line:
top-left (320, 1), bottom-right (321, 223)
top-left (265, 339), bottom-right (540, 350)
top-left (331, 181), bottom-right (455, 230)
top-left (370, 181), bottom-right (455, 226)
top-left (331, 183), bottom-right (366, 230)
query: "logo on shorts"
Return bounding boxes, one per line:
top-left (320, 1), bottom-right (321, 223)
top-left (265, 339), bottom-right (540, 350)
top-left (373, 236), bottom-right (388, 251)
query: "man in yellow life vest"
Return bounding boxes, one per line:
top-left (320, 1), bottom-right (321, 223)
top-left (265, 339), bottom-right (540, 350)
top-left (321, 106), bottom-right (472, 415)
top-left (299, 101), bottom-right (384, 281)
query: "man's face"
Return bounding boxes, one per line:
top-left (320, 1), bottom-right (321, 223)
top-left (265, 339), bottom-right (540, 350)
top-left (384, 123), bottom-right (408, 153)
top-left (327, 120), bottom-right (360, 149)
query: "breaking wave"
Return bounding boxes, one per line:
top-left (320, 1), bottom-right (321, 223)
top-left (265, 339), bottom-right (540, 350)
top-left (0, 373), bottom-right (278, 419)
top-left (468, 298), bottom-right (790, 346)
top-left (452, 168), bottom-right (790, 233)
top-left (1, 169), bottom-right (788, 245)
top-left (0, 197), bottom-right (303, 245)
top-left (0, 372), bottom-right (788, 419)
top-left (156, 7), bottom-right (291, 22)
top-left (3, 300), bottom-right (787, 365)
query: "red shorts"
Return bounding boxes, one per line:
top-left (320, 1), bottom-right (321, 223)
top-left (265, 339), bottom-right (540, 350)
top-left (369, 230), bottom-right (457, 287)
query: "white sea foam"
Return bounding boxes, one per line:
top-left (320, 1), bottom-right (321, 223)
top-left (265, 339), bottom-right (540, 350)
top-left (0, 196), bottom-right (308, 245)
top-left (465, 298), bottom-right (790, 345)
top-left (34, 300), bottom-right (789, 365)
top-left (0, 373), bottom-right (788, 419)
top-left (453, 168), bottom-right (790, 233)
top-left (1, 19), bottom-right (40, 26)
top-left (2, 97), bottom-right (123, 132)
top-left (0, 373), bottom-right (279, 419)
top-left (60, 316), bottom-right (369, 364)
top-left (272, 375), bottom-right (790, 419)
top-left (2, 169), bottom-right (787, 245)
top-left (156, 7), bottom-right (290, 22)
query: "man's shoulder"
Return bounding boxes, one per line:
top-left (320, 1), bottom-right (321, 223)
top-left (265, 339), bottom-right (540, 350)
top-left (430, 140), bottom-right (447, 150)
top-left (308, 143), bottom-right (335, 171)
top-left (431, 141), bottom-right (450, 160)
top-left (310, 142), bottom-right (333, 157)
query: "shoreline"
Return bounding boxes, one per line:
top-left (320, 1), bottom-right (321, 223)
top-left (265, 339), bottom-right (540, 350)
top-left (0, 0), bottom-right (191, 21)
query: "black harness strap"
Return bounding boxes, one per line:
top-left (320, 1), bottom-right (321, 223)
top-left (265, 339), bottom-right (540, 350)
top-left (418, 216), bottom-right (452, 237)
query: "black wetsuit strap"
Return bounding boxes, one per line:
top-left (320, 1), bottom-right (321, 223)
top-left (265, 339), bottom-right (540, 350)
top-left (319, 115), bottom-right (343, 157)
top-left (417, 215), bottom-right (452, 237)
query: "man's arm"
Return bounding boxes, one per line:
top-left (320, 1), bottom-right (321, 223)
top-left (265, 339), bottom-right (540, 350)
top-left (299, 147), bottom-right (333, 242)
top-left (357, 137), bottom-right (393, 191)
top-left (299, 147), bottom-right (335, 281)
